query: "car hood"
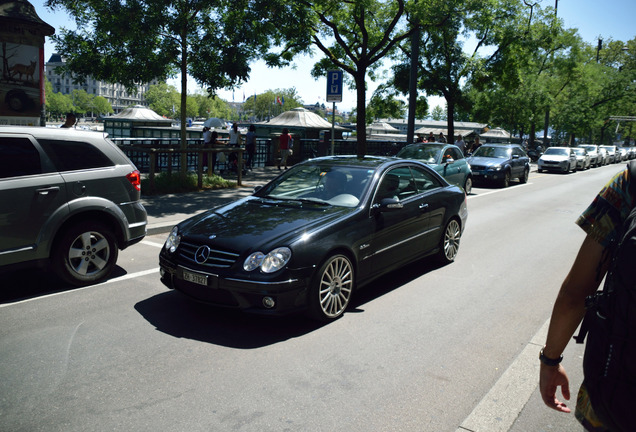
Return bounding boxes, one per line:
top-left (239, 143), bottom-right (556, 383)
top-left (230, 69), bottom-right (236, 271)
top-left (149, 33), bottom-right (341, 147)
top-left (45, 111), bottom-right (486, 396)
top-left (466, 156), bottom-right (505, 166)
top-left (177, 196), bottom-right (356, 251)
top-left (540, 155), bottom-right (569, 162)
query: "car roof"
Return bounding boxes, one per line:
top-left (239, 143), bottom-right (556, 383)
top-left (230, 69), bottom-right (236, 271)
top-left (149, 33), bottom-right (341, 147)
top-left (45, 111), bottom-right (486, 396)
top-left (301, 155), bottom-right (396, 168)
top-left (403, 143), bottom-right (455, 149)
top-left (0, 126), bottom-right (110, 140)
top-left (477, 143), bottom-right (520, 148)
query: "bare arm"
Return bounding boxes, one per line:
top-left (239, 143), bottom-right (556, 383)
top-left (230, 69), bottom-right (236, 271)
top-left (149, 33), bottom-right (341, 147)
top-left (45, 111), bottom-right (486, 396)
top-left (539, 234), bottom-right (611, 412)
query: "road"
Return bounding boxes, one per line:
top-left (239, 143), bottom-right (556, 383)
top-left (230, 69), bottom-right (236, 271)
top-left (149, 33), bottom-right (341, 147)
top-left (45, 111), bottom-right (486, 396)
top-left (0, 163), bottom-right (625, 432)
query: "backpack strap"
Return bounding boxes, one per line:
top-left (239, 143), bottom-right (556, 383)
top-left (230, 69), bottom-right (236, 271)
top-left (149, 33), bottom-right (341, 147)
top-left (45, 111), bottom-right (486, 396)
top-left (574, 161), bottom-right (636, 344)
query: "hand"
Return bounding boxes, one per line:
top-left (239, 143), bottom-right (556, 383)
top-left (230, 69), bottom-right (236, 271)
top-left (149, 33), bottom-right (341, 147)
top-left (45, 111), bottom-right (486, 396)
top-left (539, 363), bottom-right (571, 413)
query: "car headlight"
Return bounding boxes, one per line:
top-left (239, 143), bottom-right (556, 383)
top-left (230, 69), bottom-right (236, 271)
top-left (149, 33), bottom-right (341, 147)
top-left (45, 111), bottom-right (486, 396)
top-left (244, 247), bottom-right (292, 273)
top-left (489, 165), bottom-right (502, 171)
top-left (164, 226), bottom-right (181, 253)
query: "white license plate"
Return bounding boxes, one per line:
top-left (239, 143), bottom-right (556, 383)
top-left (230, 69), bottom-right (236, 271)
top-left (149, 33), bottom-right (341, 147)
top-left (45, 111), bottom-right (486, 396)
top-left (183, 270), bottom-right (208, 286)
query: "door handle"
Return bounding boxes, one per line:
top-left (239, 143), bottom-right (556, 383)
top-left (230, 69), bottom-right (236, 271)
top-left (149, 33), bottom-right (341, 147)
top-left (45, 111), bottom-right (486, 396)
top-left (36, 186), bottom-right (60, 196)
top-left (419, 203), bottom-right (429, 211)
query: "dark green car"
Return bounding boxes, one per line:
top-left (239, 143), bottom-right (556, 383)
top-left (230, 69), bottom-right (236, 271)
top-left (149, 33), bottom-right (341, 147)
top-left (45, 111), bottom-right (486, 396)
top-left (396, 143), bottom-right (472, 194)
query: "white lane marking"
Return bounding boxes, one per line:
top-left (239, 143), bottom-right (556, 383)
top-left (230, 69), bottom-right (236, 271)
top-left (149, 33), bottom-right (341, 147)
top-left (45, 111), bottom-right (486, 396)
top-left (467, 182), bottom-right (533, 199)
top-left (455, 319), bottom-right (549, 432)
top-left (0, 268), bottom-right (160, 308)
top-left (141, 239), bottom-right (165, 248)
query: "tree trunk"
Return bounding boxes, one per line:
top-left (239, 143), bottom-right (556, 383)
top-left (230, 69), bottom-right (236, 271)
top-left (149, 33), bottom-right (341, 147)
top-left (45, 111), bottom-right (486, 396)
top-left (354, 72), bottom-right (367, 158)
top-left (179, 27), bottom-right (188, 177)
top-left (446, 99), bottom-right (455, 144)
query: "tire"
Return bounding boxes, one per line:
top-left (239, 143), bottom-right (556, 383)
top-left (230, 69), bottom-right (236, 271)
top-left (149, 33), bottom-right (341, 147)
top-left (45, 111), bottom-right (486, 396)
top-left (500, 170), bottom-right (511, 188)
top-left (463, 176), bottom-right (473, 195)
top-left (52, 221), bottom-right (118, 286)
top-left (308, 254), bottom-right (354, 321)
top-left (519, 167), bottom-right (529, 184)
top-left (436, 218), bottom-right (461, 265)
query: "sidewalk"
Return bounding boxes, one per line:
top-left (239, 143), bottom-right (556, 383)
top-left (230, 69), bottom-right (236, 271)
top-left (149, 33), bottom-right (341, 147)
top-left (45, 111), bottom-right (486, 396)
top-left (141, 166), bottom-right (283, 236)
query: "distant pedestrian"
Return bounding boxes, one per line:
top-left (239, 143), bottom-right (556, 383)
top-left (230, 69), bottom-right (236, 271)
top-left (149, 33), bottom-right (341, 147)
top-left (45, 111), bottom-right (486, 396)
top-left (427, 132), bottom-right (435, 142)
top-left (438, 132), bottom-right (447, 143)
top-left (60, 112), bottom-right (76, 128)
top-left (245, 124), bottom-right (256, 170)
top-left (473, 136), bottom-right (482, 153)
top-left (229, 123), bottom-right (240, 146)
top-left (209, 131), bottom-right (225, 174)
top-left (202, 126), bottom-right (212, 170)
top-left (455, 134), bottom-right (466, 154)
top-left (278, 128), bottom-right (292, 170)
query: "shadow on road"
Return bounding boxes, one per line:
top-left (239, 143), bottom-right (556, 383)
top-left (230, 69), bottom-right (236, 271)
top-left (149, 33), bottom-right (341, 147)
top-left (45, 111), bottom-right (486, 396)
top-left (134, 258), bottom-right (440, 348)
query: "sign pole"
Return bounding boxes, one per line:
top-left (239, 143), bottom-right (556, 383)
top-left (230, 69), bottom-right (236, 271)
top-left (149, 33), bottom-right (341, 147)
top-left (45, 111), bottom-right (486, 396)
top-left (326, 70), bottom-right (343, 156)
top-left (331, 103), bottom-right (336, 156)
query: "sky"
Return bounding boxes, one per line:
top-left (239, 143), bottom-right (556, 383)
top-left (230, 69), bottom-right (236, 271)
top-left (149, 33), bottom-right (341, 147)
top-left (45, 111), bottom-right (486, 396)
top-left (31, 0), bottom-right (636, 113)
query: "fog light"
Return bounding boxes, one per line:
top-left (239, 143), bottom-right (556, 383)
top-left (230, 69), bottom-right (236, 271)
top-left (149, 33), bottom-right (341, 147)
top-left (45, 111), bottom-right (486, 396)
top-left (262, 296), bottom-right (276, 309)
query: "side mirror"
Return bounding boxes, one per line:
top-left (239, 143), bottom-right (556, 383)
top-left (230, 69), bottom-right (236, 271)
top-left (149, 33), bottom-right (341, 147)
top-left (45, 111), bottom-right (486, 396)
top-left (444, 157), bottom-right (455, 165)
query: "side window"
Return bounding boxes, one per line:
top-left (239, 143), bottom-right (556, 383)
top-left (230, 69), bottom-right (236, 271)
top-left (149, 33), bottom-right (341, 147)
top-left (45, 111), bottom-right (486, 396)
top-left (375, 167), bottom-right (410, 203)
top-left (38, 139), bottom-right (114, 171)
top-left (451, 147), bottom-right (463, 160)
top-left (411, 166), bottom-right (443, 193)
top-left (0, 137), bottom-right (42, 178)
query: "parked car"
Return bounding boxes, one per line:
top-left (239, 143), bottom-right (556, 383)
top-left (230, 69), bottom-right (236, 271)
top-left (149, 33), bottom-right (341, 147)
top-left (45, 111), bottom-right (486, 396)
top-left (396, 143), bottom-right (473, 194)
top-left (0, 126), bottom-right (147, 286)
top-left (159, 156), bottom-right (468, 321)
top-left (572, 147), bottom-right (591, 170)
top-left (537, 147), bottom-right (577, 173)
top-left (599, 145), bottom-right (618, 164)
top-left (465, 143), bottom-right (530, 187)
top-left (617, 146), bottom-right (629, 162)
top-left (577, 144), bottom-right (600, 167)
top-left (597, 146), bottom-right (610, 165)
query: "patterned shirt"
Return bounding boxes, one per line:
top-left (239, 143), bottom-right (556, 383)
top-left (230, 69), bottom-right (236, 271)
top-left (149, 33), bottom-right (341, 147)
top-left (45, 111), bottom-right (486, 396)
top-left (574, 166), bottom-right (634, 431)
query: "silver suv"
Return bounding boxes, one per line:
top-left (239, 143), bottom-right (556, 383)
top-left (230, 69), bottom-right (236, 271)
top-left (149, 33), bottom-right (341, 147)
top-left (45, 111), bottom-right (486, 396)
top-left (0, 127), bottom-right (147, 286)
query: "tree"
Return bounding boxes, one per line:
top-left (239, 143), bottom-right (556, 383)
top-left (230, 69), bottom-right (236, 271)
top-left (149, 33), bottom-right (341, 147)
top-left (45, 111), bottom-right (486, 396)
top-left (144, 82), bottom-right (180, 118)
top-left (366, 84), bottom-right (407, 121)
top-left (242, 88), bottom-right (303, 121)
top-left (430, 105), bottom-right (446, 121)
top-left (392, 0), bottom-right (524, 142)
top-left (46, 0), bottom-right (311, 173)
top-left (288, 0), bottom-right (418, 157)
top-left (45, 78), bottom-right (73, 119)
top-left (91, 96), bottom-right (114, 116)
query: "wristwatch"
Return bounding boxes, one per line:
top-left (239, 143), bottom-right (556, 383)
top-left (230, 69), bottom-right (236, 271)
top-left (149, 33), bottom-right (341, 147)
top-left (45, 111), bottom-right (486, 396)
top-left (539, 347), bottom-right (563, 366)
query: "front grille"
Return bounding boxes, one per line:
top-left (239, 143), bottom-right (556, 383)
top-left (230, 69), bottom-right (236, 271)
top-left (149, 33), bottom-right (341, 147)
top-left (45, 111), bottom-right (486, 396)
top-left (471, 165), bottom-right (486, 170)
top-left (178, 240), bottom-right (241, 269)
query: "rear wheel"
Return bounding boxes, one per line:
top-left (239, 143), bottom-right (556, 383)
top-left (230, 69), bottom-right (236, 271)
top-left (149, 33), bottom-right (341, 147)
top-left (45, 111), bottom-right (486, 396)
top-left (436, 219), bottom-right (461, 265)
top-left (308, 254), bottom-right (354, 321)
top-left (52, 221), bottom-right (118, 286)
top-left (519, 167), bottom-right (529, 183)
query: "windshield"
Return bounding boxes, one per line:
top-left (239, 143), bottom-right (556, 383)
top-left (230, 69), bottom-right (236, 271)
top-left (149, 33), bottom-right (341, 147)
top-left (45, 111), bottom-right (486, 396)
top-left (573, 148), bottom-right (585, 156)
top-left (257, 164), bottom-right (374, 208)
top-left (397, 145), bottom-right (442, 164)
top-left (472, 146), bottom-right (511, 159)
top-left (544, 148), bottom-right (569, 156)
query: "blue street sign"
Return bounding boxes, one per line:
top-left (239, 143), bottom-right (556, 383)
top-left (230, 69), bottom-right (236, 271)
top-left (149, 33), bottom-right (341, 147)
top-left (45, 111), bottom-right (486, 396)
top-left (326, 70), bottom-right (343, 103)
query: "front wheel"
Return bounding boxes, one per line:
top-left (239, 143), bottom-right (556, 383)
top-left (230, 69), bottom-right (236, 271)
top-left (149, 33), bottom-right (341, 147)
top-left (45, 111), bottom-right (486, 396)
top-left (500, 170), bottom-right (511, 188)
top-left (52, 221), bottom-right (118, 286)
top-left (308, 254), bottom-right (354, 321)
top-left (463, 176), bottom-right (473, 195)
top-left (436, 219), bottom-right (461, 265)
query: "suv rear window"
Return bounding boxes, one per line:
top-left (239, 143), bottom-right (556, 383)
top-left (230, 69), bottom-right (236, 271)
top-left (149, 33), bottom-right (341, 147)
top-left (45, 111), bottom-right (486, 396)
top-left (0, 137), bottom-right (42, 178)
top-left (38, 139), bottom-right (114, 171)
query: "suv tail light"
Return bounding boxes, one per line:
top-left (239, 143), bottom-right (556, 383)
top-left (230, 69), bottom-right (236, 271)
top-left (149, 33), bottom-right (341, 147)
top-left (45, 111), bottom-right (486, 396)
top-left (126, 170), bottom-right (141, 191)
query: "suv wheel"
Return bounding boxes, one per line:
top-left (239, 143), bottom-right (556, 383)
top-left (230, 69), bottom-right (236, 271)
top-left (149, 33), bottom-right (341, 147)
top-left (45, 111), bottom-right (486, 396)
top-left (53, 221), bottom-right (118, 286)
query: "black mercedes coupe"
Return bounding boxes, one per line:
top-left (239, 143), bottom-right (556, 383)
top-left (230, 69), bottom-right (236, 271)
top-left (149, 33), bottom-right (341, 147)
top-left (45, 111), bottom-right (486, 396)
top-left (159, 156), bottom-right (468, 321)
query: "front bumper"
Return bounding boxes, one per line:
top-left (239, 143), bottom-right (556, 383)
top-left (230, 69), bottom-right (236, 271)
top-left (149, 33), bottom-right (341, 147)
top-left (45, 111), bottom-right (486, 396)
top-left (159, 255), bottom-right (313, 316)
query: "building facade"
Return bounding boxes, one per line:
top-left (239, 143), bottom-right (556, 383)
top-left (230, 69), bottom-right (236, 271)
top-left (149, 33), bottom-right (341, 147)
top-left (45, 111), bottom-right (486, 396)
top-left (45, 53), bottom-right (157, 113)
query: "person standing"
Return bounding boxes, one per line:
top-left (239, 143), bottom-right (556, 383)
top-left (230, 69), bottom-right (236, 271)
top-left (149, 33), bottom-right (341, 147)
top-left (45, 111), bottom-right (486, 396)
top-left (455, 134), bottom-right (466, 155)
top-left (245, 124), bottom-right (256, 170)
top-left (202, 126), bottom-right (212, 171)
top-left (278, 128), bottom-right (292, 170)
top-left (427, 132), bottom-right (436, 142)
top-left (539, 165), bottom-right (635, 431)
top-left (60, 112), bottom-right (76, 128)
top-left (438, 132), bottom-right (447, 143)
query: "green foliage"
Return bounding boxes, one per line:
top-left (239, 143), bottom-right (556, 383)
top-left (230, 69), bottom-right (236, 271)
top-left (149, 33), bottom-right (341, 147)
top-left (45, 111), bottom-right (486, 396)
top-left (44, 78), bottom-right (113, 118)
top-left (288, 0), bottom-right (417, 156)
top-left (141, 172), bottom-right (235, 195)
top-left (242, 88), bottom-right (303, 120)
top-left (367, 85), bottom-right (407, 121)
